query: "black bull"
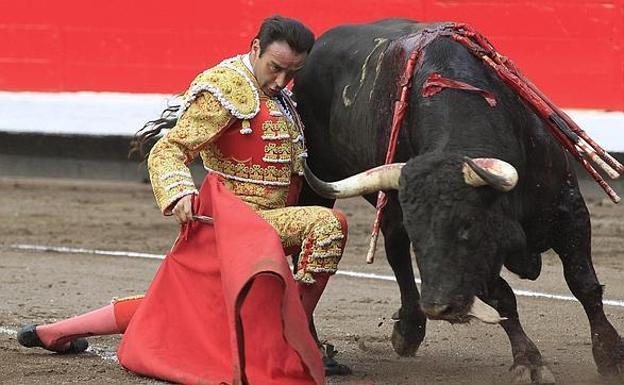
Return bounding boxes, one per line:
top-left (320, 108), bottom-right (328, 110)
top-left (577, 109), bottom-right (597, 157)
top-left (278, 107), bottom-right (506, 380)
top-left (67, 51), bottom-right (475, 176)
top-left (293, 19), bottom-right (624, 381)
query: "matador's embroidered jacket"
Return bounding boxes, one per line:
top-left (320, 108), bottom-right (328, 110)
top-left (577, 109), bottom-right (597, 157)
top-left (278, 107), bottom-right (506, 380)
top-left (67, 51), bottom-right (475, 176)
top-left (148, 55), bottom-right (307, 214)
top-left (147, 55), bottom-right (346, 283)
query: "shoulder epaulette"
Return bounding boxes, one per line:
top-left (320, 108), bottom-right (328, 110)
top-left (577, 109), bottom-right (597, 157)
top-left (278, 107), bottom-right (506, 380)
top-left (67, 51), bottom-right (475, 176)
top-left (179, 55), bottom-right (260, 120)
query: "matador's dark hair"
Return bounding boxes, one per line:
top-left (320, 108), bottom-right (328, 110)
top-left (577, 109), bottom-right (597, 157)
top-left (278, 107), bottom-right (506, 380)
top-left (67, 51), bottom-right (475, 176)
top-left (129, 102), bottom-right (180, 159)
top-left (254, 15), bottom-right (315, 56)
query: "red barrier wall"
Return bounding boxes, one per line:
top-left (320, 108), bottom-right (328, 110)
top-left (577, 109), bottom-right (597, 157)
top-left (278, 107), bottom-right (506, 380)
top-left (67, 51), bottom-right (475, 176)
top-left (0, 0), bottom-right (622, 110)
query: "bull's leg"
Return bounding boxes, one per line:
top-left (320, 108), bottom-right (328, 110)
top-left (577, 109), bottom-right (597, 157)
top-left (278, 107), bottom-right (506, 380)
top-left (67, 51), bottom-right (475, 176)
top-left (381, 197), bottom-right (427, 357)
top-left (490, 277), bottom-right (556, 384)
top-left (553, 193), bottom-right (624, 379)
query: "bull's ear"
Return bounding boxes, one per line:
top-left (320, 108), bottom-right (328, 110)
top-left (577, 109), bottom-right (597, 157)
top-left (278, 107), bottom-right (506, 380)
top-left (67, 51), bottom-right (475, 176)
top-left (462, 157), bottom-right (518, 192)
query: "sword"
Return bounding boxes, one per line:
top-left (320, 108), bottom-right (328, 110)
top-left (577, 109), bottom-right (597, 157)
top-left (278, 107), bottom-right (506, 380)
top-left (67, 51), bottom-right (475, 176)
top-left (191, 215), bottom-right (214, 224)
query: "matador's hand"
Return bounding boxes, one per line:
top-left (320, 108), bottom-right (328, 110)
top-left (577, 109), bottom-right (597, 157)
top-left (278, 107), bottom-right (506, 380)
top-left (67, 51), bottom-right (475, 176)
top-left (172, 194), bottom-right (194, 225)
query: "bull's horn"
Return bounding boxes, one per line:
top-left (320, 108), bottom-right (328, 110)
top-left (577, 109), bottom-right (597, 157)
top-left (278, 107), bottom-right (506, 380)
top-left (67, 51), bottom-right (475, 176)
top-left (462, 157), bottom-right (518, 192)
top-left (303, 161), bottom-right (405, 199)
top-left (468, 296), bottom-right (507, 324)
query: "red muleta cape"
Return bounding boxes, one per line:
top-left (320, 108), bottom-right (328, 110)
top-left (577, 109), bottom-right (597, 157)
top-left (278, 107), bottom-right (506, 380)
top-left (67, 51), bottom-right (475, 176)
top-left (117, 174), bottom-right (324, 385)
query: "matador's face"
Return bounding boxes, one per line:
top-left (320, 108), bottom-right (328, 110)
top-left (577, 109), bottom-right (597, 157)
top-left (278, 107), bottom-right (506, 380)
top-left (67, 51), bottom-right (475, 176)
top-left (250, 39), bottom-right (306, 98)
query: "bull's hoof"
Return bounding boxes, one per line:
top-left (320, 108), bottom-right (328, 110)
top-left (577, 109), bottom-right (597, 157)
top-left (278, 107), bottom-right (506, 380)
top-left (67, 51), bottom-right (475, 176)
top-left (593, 335), bottom-right (624, 380)
top-left (510, 364), bottom-right (556, 384)
top-left (390, 309), bottom-right (426, 357)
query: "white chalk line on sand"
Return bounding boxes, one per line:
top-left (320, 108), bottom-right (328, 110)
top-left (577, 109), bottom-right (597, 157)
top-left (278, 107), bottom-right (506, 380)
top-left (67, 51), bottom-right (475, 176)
top-left (10, 243), bottom-right (624, 308)
top-left (0, 326), bottom-right (17, 337)
top-left (1, 324), bottom-right (167, 384)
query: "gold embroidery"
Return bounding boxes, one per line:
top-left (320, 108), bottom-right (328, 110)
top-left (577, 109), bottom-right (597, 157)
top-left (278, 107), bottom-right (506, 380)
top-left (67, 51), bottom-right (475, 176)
top-left (148, 92), bottom-right (232, 214)
top-left (187, 59), bottom-right (260, 118)
top-left (249, 164), bottom-right (264, 180)
top-left (240, 119), bottom-right (252, 134)
top-left (258, 206), bottom-right (346, 283)
top-left (291, 139), bottom-right (306, 175)
top-left (265, 99), bottom-right (279, 112)
top-left (223, 180), bottom-right (289, 210)
top-left (262, 119), bottom-right (290, 139)
top-left (264, 142), bottom-right (292, 163)
top-left (201, 145), bottom-right (292, 185)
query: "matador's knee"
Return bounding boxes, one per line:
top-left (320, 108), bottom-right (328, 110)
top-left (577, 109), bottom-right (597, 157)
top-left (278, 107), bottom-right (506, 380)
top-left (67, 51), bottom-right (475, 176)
top-left (294, 209), bottom-right (348, 284)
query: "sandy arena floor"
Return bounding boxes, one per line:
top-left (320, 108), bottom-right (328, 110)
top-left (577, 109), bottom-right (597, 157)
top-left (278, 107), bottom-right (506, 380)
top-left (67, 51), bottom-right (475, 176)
top-left (1, 176), bottom-right (623, 384)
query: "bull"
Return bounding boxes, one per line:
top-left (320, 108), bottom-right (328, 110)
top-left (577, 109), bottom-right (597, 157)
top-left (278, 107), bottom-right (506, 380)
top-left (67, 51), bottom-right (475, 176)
top-left (293, 19), bottom-right (624, 383)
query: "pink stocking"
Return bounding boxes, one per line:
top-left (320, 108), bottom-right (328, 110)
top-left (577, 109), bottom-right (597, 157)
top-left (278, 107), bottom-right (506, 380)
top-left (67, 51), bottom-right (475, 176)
top-left (35, 297), bottom-right (143, 350)
top-left (298, 273), bottom-right (330, 321)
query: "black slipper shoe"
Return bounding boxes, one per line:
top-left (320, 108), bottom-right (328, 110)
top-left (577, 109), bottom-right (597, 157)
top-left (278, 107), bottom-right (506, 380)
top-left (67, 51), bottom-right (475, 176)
top-left (17, 324), bottom-right (89, 354)
top-left (321, 343), bottom-right (352, 376)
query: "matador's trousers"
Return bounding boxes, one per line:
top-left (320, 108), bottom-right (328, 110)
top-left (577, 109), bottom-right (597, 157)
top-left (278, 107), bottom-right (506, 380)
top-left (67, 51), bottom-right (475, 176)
top-left (257, 205), bottom-right (348, 284)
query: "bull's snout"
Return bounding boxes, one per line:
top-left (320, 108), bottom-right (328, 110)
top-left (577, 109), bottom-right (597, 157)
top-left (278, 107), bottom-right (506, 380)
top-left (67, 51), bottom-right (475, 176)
top-left (420, 302), bottom-right (454, 319)
top-left (421, 297), bottom-right (506, 324)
